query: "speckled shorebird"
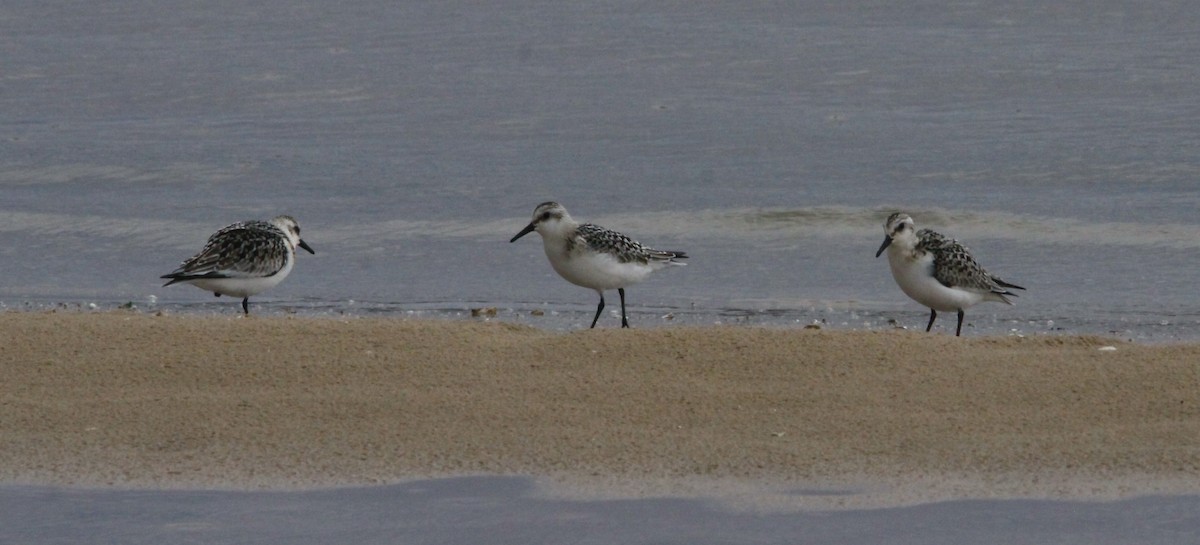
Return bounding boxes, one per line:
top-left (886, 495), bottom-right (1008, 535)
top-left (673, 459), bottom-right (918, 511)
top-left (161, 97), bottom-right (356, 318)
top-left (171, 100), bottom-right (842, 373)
top-left (876, 212), bottom-right (1024, 336)
top-left (510, 202), bottom-right (688, 328)
top-left (161, 215), bottom-right (315, 315)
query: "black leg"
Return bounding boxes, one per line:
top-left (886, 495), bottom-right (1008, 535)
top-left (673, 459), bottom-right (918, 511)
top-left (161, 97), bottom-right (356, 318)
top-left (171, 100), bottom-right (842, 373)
top-left (618, 288), bottom-right (630, 328)
top-left (955, 309), bottom-right (965, 337)
top-left (925, 308), bottom-right (937, 332)
top-left (590, 293), bottom-right (605, 329)
top-left (242, 297), bottom-right (250, 315)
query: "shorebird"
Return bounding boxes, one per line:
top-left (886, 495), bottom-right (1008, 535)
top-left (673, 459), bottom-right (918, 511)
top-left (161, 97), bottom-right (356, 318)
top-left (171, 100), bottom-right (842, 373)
top-left (161, 215), bottom-right (315, 315)
top-left (510, 201), bottom-right (688, 328)
top-left (875, 212), bottom-right (1024, 336)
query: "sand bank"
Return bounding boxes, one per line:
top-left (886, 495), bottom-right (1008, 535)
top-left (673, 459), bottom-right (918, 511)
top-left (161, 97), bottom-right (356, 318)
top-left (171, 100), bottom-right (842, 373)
top-left (2, 311), bottom-right (1198, 505)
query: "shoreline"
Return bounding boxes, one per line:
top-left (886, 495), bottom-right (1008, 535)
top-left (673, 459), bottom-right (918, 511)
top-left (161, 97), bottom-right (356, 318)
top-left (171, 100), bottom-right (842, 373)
top-left (3, 311), bottom-right (1199, 507)
top-left (7, 298), bottom-right (1200, 344)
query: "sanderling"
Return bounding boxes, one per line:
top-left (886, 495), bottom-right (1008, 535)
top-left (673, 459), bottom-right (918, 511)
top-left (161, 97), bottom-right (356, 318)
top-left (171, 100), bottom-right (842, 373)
top-left (875, 212), bottom-right (1024, 336)
top-left (510, 201), bottom-right (688, 328)
top-left (161, 215), bottom-right (315, 315)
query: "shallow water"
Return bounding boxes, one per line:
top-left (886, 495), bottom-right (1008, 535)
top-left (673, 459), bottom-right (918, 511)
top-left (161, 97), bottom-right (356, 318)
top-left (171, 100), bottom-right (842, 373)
top-left (3, 1), bottom-right (1200, 339)
top-left (4, 477), bottom-right (1199, 545)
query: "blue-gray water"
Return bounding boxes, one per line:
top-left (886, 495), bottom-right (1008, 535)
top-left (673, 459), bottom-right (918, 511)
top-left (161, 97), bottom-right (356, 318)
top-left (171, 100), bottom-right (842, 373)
top-left (4, 477), bottom-right (1199, 545)
top-left (3, 1), bottom-right (1200, 338)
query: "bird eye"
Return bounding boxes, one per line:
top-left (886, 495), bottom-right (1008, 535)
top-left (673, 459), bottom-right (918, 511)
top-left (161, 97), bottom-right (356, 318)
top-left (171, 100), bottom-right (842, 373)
top-left (540, 212), bottom-right (551, 221)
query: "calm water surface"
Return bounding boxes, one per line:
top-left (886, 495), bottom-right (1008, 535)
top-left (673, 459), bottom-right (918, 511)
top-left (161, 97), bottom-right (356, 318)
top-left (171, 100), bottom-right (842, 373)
top-left (4, 477), bottom-right (1199, 545)
top-left (2, 1), bottom-right (1199, 339)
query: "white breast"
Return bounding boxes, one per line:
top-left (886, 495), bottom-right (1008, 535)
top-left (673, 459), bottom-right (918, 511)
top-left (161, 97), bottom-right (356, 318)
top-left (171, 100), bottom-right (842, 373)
top-left (887, 248), bottom-right (984, 312)
top-left (543, 237), bottom-right (655, 291)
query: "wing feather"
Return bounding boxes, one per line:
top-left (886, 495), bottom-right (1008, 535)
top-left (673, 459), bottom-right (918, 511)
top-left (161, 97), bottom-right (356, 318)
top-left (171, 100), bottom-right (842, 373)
top-left (574, 223), bottom-right (687, 264)
top-left (919, 229), bottom-right (1021, 296)
top-left (161, 221), bottom-right (289, 284)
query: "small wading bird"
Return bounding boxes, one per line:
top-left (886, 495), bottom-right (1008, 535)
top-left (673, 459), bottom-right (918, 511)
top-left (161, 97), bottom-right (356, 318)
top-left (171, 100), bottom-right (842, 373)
top-left (510, 201), bottom-right (688, 328)
top-left (876, 212), bottom-right (1024, 336)
top-left (161, 215), bottom-right (315, 315)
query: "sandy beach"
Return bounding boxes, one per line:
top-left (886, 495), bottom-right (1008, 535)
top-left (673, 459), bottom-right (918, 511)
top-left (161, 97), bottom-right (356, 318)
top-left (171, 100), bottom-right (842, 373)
top-left (1, 311), bottom-right (1198, 508)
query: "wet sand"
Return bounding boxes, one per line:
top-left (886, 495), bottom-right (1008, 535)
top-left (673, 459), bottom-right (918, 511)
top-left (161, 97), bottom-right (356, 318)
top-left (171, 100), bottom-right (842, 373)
top-left (2, 311), bottom-right (1199, 507)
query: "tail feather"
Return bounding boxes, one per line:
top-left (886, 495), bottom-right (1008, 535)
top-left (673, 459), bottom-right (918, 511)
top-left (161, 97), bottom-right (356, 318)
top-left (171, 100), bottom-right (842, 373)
top-left (992, 276), bottom-right (1025, 291)
top-left (647, 249), bottom-right (688, 264)
top-left (987, 290), bottom-right (1017, 305)
top-left (160, 270), bottom-right (230, 287)
top-left (160, 272), bottom-right (187, 287)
